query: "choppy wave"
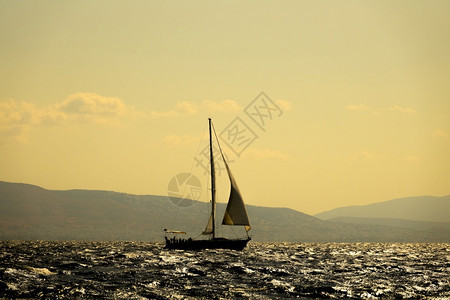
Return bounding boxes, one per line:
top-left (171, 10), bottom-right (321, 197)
top-left (0, 241), bottom-right (449, 299)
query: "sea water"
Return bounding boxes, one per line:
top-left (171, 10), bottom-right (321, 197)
top-left (0, 241), bottom-right (449, 299)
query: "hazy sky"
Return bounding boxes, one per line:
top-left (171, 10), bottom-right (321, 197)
top-left (1, 1), bottom-right (449, 214)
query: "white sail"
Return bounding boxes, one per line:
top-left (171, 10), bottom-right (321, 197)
top-left (202, 213), bottom-right (214, 235)
top-left (221, 156), bottom-right (251, 231)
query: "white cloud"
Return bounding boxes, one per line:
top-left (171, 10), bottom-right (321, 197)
top-left (0, 99), bottom-right (38, 124)
top-left (152, 99), bottom-right (244, 118)
top-left (346, 104), bottom-right (383, 117)
top-left (356, 150), bottom-right (386, 160)
top-left (0, 99), bottom-right (42, 143)
top-left (347, 104), bottom-right (416, 117)
top-left (175, 101), bottom-right (197, 115)
top-left (152, 97), bottom-right (291, 119)
top-left (389, 105), bottom-right (415, 114)
top-left (57, 93), bottom-right (128, 116)
top-left (276, 99), bottom-right (292, 111)
top-left (433, 128), bottom-right (449, 139)
top-left (203, 99), bottom-right (242, 112)
top-left (151, 101), bottom-right (198, 118)
top-left (0, 93), bottom-right (139, 143)
top-left (52, 93), bottom-right (139, 125)
top-left (242, 148), bottom-right (289, 160)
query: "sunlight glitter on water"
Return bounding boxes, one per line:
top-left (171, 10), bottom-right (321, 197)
top-left (0, 241), bottom-right (449, 299)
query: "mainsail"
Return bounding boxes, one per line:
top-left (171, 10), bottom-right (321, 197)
top-left (221, 155), bottom-right (251, 232)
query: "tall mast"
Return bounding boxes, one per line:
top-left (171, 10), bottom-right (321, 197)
top-left (208, 118), bottom-right (216, 239)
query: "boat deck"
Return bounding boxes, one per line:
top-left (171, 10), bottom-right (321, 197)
top-left (164, 237), bottom-right (251, 251)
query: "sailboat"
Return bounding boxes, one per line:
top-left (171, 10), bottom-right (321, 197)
top-left (164, 118), bottom-right (251, 250)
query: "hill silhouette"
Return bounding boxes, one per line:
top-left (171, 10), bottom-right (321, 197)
top-left (1, 181), bottom-right (449, 242)
top-left (314, 195), bottom-right (450, 222)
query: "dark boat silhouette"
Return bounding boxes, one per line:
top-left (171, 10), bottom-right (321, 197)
top-left (164, 118), bottom-right (251, 250)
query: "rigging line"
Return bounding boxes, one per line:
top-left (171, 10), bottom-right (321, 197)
top-left (211, 121), bottom-right (228, 163)
top-left (194, 178), bottom-right (210, 234)
top-left (192, 167), bottom-right (211, 236)
top-left (178, 122), bottom-right (208, 210)
top-left (171, 123), bottom-right (208, 231)
top-left (169, 206), bottom-right (180, 231)
top-left (230, 226), bottom-right (238, 238)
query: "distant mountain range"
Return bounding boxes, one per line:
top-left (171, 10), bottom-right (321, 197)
top-left (314, 195), bottom-right (450, 222)
top-left (1, 181), bottom-right (449, 242)
top-left (313, 195), bottom-right (450, 239)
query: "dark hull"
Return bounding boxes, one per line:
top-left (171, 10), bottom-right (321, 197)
top-left (164, 237), bottom-right (251, 251)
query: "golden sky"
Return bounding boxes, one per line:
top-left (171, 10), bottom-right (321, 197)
top-left (1, 1), bottom-right (449, 214)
